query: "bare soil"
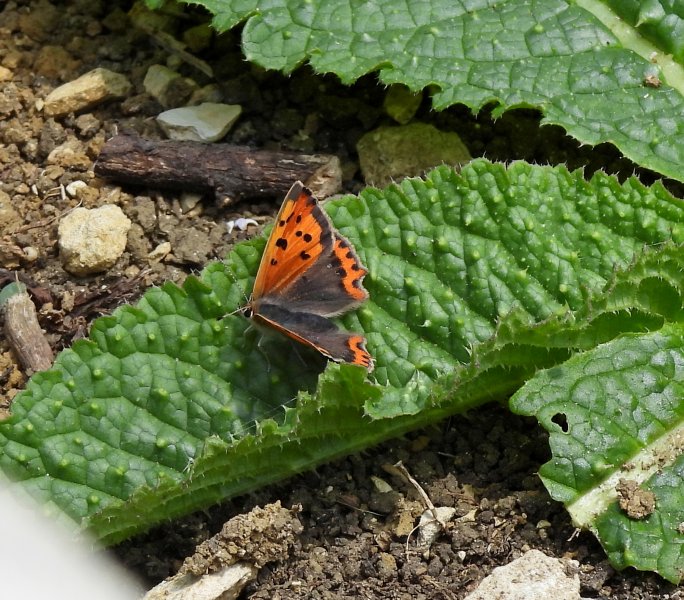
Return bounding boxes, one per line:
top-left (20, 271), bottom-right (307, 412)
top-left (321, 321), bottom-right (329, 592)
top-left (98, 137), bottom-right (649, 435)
top-left (0, 0), bottom-right (680, 597)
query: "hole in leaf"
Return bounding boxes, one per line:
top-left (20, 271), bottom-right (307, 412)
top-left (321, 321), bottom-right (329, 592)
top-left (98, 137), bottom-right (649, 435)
top-left (551, 412), bottom-right (569, 432)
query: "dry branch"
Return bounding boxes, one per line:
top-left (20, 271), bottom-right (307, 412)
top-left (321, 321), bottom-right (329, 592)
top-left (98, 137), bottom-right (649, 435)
top-left (95, 134), bottom-right (342, 206)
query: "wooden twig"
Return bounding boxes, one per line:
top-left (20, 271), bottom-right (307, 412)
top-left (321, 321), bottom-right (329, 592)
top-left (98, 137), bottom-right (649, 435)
top-left (94, 134), bottom-right (342, 206)
top-left (3, 289), bottom-right (54, 373)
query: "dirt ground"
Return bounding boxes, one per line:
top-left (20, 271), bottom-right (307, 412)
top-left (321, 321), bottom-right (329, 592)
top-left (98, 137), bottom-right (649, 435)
top-left (0, 0), bottom-right (681, 597)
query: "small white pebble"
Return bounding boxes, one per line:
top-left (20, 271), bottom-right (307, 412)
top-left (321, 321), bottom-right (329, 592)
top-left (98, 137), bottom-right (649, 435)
top-left (22, 246), bottom-right (39, 262)
top-left (65, 180), bottom-right (88, 197)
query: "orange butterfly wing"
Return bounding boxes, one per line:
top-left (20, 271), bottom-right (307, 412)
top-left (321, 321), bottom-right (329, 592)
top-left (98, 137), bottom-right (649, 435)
top-left (251, 183), bottom-right (331, 301)
top-left (247, 182), bottom-right (373, 370)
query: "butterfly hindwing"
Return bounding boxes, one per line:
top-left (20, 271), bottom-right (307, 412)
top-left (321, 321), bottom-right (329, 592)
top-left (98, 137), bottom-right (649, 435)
top-left (253, 303), bottom-right (373, 369)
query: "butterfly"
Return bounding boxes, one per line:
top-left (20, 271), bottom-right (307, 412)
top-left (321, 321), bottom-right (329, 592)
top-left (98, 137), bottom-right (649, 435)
top-left (242, 181), bottom-right (373, 370)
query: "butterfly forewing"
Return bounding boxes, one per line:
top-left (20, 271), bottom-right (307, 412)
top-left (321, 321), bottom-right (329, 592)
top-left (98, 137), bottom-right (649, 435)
top-left (251, 183), bottom-right (333, 300)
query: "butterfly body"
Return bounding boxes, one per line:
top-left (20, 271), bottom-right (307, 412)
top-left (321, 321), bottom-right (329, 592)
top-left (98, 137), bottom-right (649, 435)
top-left (243, 182), bottom-right (373, 370)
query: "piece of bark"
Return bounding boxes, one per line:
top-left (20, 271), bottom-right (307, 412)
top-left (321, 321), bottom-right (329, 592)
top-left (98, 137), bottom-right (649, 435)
top-left (3, 290), bottom-right (54, 373)
top-left (95, 134), bottom-right (342, 206)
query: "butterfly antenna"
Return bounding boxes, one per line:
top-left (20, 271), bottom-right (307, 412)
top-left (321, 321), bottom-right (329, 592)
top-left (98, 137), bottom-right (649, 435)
top-left (221, 254), bottom-right (253, 312)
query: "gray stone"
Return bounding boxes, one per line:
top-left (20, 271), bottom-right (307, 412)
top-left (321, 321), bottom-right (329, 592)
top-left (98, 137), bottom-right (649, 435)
top-left (157, 103), bottom-right (242, 142)
top-left (356, 122), bottom-right (471, 187)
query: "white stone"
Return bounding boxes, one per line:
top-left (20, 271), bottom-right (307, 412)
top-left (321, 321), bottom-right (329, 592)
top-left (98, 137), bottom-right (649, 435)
top-left (157, 103), bottom-right (242, 142)
top-left (47, 140), bottom-right (90, 169)
top-left (417, 507), bottom-right (456, 551)
top-left (180, 191), bottom-right (203, 213)
top-left (144, 562), bottom-right (257, 600)
top-left (44, 68), bottom-right (132, 117)
top-left (464, 549), bottom-right (582, 600)
top-left (65, 180), bottom-right (88, 197)
top-left (22, 246), bottom-right (39, 262)
top-left (58, 205), bottom-right (131, 276)
top-left (370, 476), bottom-right (394, 493)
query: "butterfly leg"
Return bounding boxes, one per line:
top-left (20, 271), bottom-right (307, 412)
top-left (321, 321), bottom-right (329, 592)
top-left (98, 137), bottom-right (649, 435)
top-left (240, 319), bottom-right (273, 371)
top-left (290, 342), bottom-right (308, 369)
top-left (255, 333), bottom-right (272, 373)
top-left (255, 333), bottom-right (313, 372)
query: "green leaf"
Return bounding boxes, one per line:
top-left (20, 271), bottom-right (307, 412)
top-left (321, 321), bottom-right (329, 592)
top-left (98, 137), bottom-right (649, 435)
top-left (3, 161), bottom-right (684, 574)
top-left (510, 325), bottom-right (684, 584)
top-left (167, 0), bottom-right (684, 183)
top-left (605, 0), bottom-right (684, 63)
